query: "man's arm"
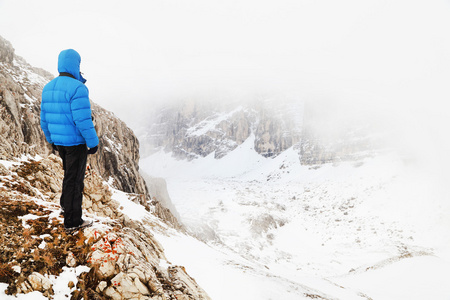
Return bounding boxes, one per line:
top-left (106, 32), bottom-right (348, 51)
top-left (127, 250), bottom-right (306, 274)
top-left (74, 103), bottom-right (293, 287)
top-left (40, 97), bottom-right (53, 144)
top-left (70, 85), bottom-right (99, 149)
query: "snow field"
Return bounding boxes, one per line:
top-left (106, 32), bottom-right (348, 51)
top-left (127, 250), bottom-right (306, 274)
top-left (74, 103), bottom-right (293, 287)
top-left (140, 135), bottom-right (450, 299)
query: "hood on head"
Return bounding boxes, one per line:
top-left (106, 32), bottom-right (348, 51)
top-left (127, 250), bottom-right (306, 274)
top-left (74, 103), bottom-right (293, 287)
top-left (57, 49), bottom-right (86, 83)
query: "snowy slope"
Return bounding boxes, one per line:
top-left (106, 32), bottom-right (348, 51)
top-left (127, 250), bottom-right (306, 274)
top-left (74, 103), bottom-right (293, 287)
top-left (140, 134), bottom-right (450, 299)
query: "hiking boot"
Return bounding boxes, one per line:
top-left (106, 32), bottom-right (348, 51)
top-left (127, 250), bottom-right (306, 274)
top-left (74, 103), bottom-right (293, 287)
top-left (64, 219), bottom-right (93, 232)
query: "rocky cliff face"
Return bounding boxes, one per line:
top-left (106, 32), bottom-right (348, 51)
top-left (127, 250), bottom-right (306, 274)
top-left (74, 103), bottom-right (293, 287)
top-left (0, 35), bottom-right (179, 228)
top-left (0, 36), bottom-right (53, 160)
top-left (0, 34), bottom-right (143, 195)
top-left (139, 97), bottom-right (303, 159)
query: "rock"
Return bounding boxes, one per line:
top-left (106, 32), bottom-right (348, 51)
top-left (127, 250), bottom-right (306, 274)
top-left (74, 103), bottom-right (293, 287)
top-left (27, 272), bottom-right (52, 292)
top-left (110, 272), bottom-right (152, 299)
top-left (100, 260), bottom-right (117, 278)
top-left (134, 277), bottom-right (150, 296)
top-left (12, 265), bottom-right (21, 273)
top-left (90, 193), bottom-right (103, 202)
top-left (0, 163), bottom-right (8, 176)
top-left (168, 266), bottom-right (210, 300)
top-left (18, 280), bottom-right (32, 294)
top-left (104, 286), bottom-right (123, 300)
top-left (139, 98), bottom-right (301, 160)
top-left (0, 35), bottom-right (14, 64)
top-left (96, 281), bottom-right (107, 293)
top-left (66, 251), bottom-right (76, 267)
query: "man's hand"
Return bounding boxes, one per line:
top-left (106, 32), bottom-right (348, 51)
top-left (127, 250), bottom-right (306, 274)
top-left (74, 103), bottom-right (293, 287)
top-left (87, 145), bottom-right (98, 155)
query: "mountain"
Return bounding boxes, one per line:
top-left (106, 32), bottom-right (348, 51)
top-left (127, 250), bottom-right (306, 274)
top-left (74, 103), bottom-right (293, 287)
top-left (138, 95), bottom-right (303, 160)
top-left (137, 92), bottom-right (382, 168)
top-left (0, 35), bottom-right (209, 299)
top-left (137, 79), bottom-right (450, 298)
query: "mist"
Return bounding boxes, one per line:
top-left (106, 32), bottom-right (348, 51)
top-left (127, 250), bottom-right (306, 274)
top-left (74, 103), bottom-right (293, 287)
top-left (1, 0), bottom-right (450, 178)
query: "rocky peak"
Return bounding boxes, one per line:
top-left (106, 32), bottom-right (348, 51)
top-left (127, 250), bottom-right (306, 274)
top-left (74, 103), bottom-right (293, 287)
top-left (139, 97), bottom-right (303, 160)
top-left (0, 35), bottom-right (14, 64)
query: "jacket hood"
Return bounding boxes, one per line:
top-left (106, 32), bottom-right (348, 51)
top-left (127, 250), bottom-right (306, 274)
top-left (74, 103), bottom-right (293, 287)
top-left (57, 49), bottom-right (86, 83)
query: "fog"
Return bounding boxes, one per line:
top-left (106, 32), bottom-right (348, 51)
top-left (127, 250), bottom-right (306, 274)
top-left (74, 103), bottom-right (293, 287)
top-left (1, 0), bottom-right (450, 180)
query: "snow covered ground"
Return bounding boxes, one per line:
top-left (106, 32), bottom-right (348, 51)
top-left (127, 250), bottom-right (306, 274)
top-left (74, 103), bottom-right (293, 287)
top-left (140, 135), bottom-right (450, 299)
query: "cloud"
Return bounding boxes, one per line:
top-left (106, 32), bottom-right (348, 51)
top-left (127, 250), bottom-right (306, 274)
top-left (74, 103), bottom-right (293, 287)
top-left (1, 0), bottom-right (450, 146)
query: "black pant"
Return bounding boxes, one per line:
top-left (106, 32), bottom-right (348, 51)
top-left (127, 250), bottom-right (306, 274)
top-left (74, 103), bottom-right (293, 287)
top-left (57, 144), bottom-right (87, 228)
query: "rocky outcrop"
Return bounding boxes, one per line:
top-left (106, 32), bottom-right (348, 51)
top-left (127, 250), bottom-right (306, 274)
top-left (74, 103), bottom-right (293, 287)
top-left (89, 102), bottom-right (147, 195)
top-left (0, 37), bottom-right (53, 160)
top-left (0, 154), bottom-right (210, 299)
top-left (142, 174), bottom-right (182, 225)
top-left (0, 36), bottom-right (14, 64)
top-left (139, 97), bottom-right (302, 159)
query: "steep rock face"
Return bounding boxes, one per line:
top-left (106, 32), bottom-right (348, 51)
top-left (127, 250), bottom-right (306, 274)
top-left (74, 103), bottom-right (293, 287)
top-left (0, 36), bottom-right (14, 64)
top-left (253, 99), bottom-right (303, 157)
top-left (139, 98), bottom-right (303, 159)
top-left (0, 36), bottom-right (53, 160)
top-left (89, 102), bottom-right (147, 195)
top-left (0, 35), bottom-right (178, 228)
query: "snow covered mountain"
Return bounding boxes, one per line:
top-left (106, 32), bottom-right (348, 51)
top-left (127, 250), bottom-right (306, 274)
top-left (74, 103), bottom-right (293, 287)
top-left (138, 95), bottom-right (303, 159)
top-left (139, 91), bottom-right (450, 298)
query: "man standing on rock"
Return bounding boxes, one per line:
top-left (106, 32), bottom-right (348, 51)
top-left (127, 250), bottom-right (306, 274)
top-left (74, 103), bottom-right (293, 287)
top-left (40, 49), bottom-right (99, 231)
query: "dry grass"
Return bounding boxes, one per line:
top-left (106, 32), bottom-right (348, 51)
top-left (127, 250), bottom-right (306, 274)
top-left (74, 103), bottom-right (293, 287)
top-left (0, 196), bottom-right (106, 298)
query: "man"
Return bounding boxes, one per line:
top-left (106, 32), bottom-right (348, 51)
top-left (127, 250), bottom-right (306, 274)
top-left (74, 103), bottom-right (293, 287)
top-left (40, 49), bottom-right (99, 231)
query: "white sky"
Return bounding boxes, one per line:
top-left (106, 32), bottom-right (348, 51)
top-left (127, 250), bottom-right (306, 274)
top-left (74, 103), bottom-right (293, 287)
top-left (1, 0), bottom-right (450, 206)
top-left (1, 0), bottom-right (450, 137)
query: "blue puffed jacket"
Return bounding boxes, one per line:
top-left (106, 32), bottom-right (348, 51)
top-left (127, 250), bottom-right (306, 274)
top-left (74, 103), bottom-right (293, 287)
top-left (40, 49), bottom-right (99, 149)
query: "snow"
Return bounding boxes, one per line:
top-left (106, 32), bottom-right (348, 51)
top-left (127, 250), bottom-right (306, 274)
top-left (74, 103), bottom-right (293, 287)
top-left (49, 266), bottom-right (90, 299)
top-left (18, 213), bottom-right (42, 229)
top-left (0, 265), bottom-right (91, 299)
top-left (333, 256), bottom-right (450, 300)
top-left (109, 185), bottom-right (149, 222)
top-left (0, 285), bottom-right (47, 300)
top-left (186, 106), bottom-right (244, 137)
top-left (140, 134), bottom-right (450, 300)
top-left (153, 230), bottom-right (313, 300)
top-left (0, 159), bottom-right (19, 169)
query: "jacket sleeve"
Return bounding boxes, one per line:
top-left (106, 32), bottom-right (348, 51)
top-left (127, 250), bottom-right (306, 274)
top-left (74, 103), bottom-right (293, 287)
top-left (40, 97), bottom-right (53, 144)
top-left (70, 85), bottom-right (99, 149)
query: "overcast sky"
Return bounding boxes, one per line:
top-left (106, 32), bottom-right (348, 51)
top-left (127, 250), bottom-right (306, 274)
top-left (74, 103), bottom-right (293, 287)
top-left (1, 0), bottom-right (450, 140)
top-left (2, 0), bottom-right (450, 194)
